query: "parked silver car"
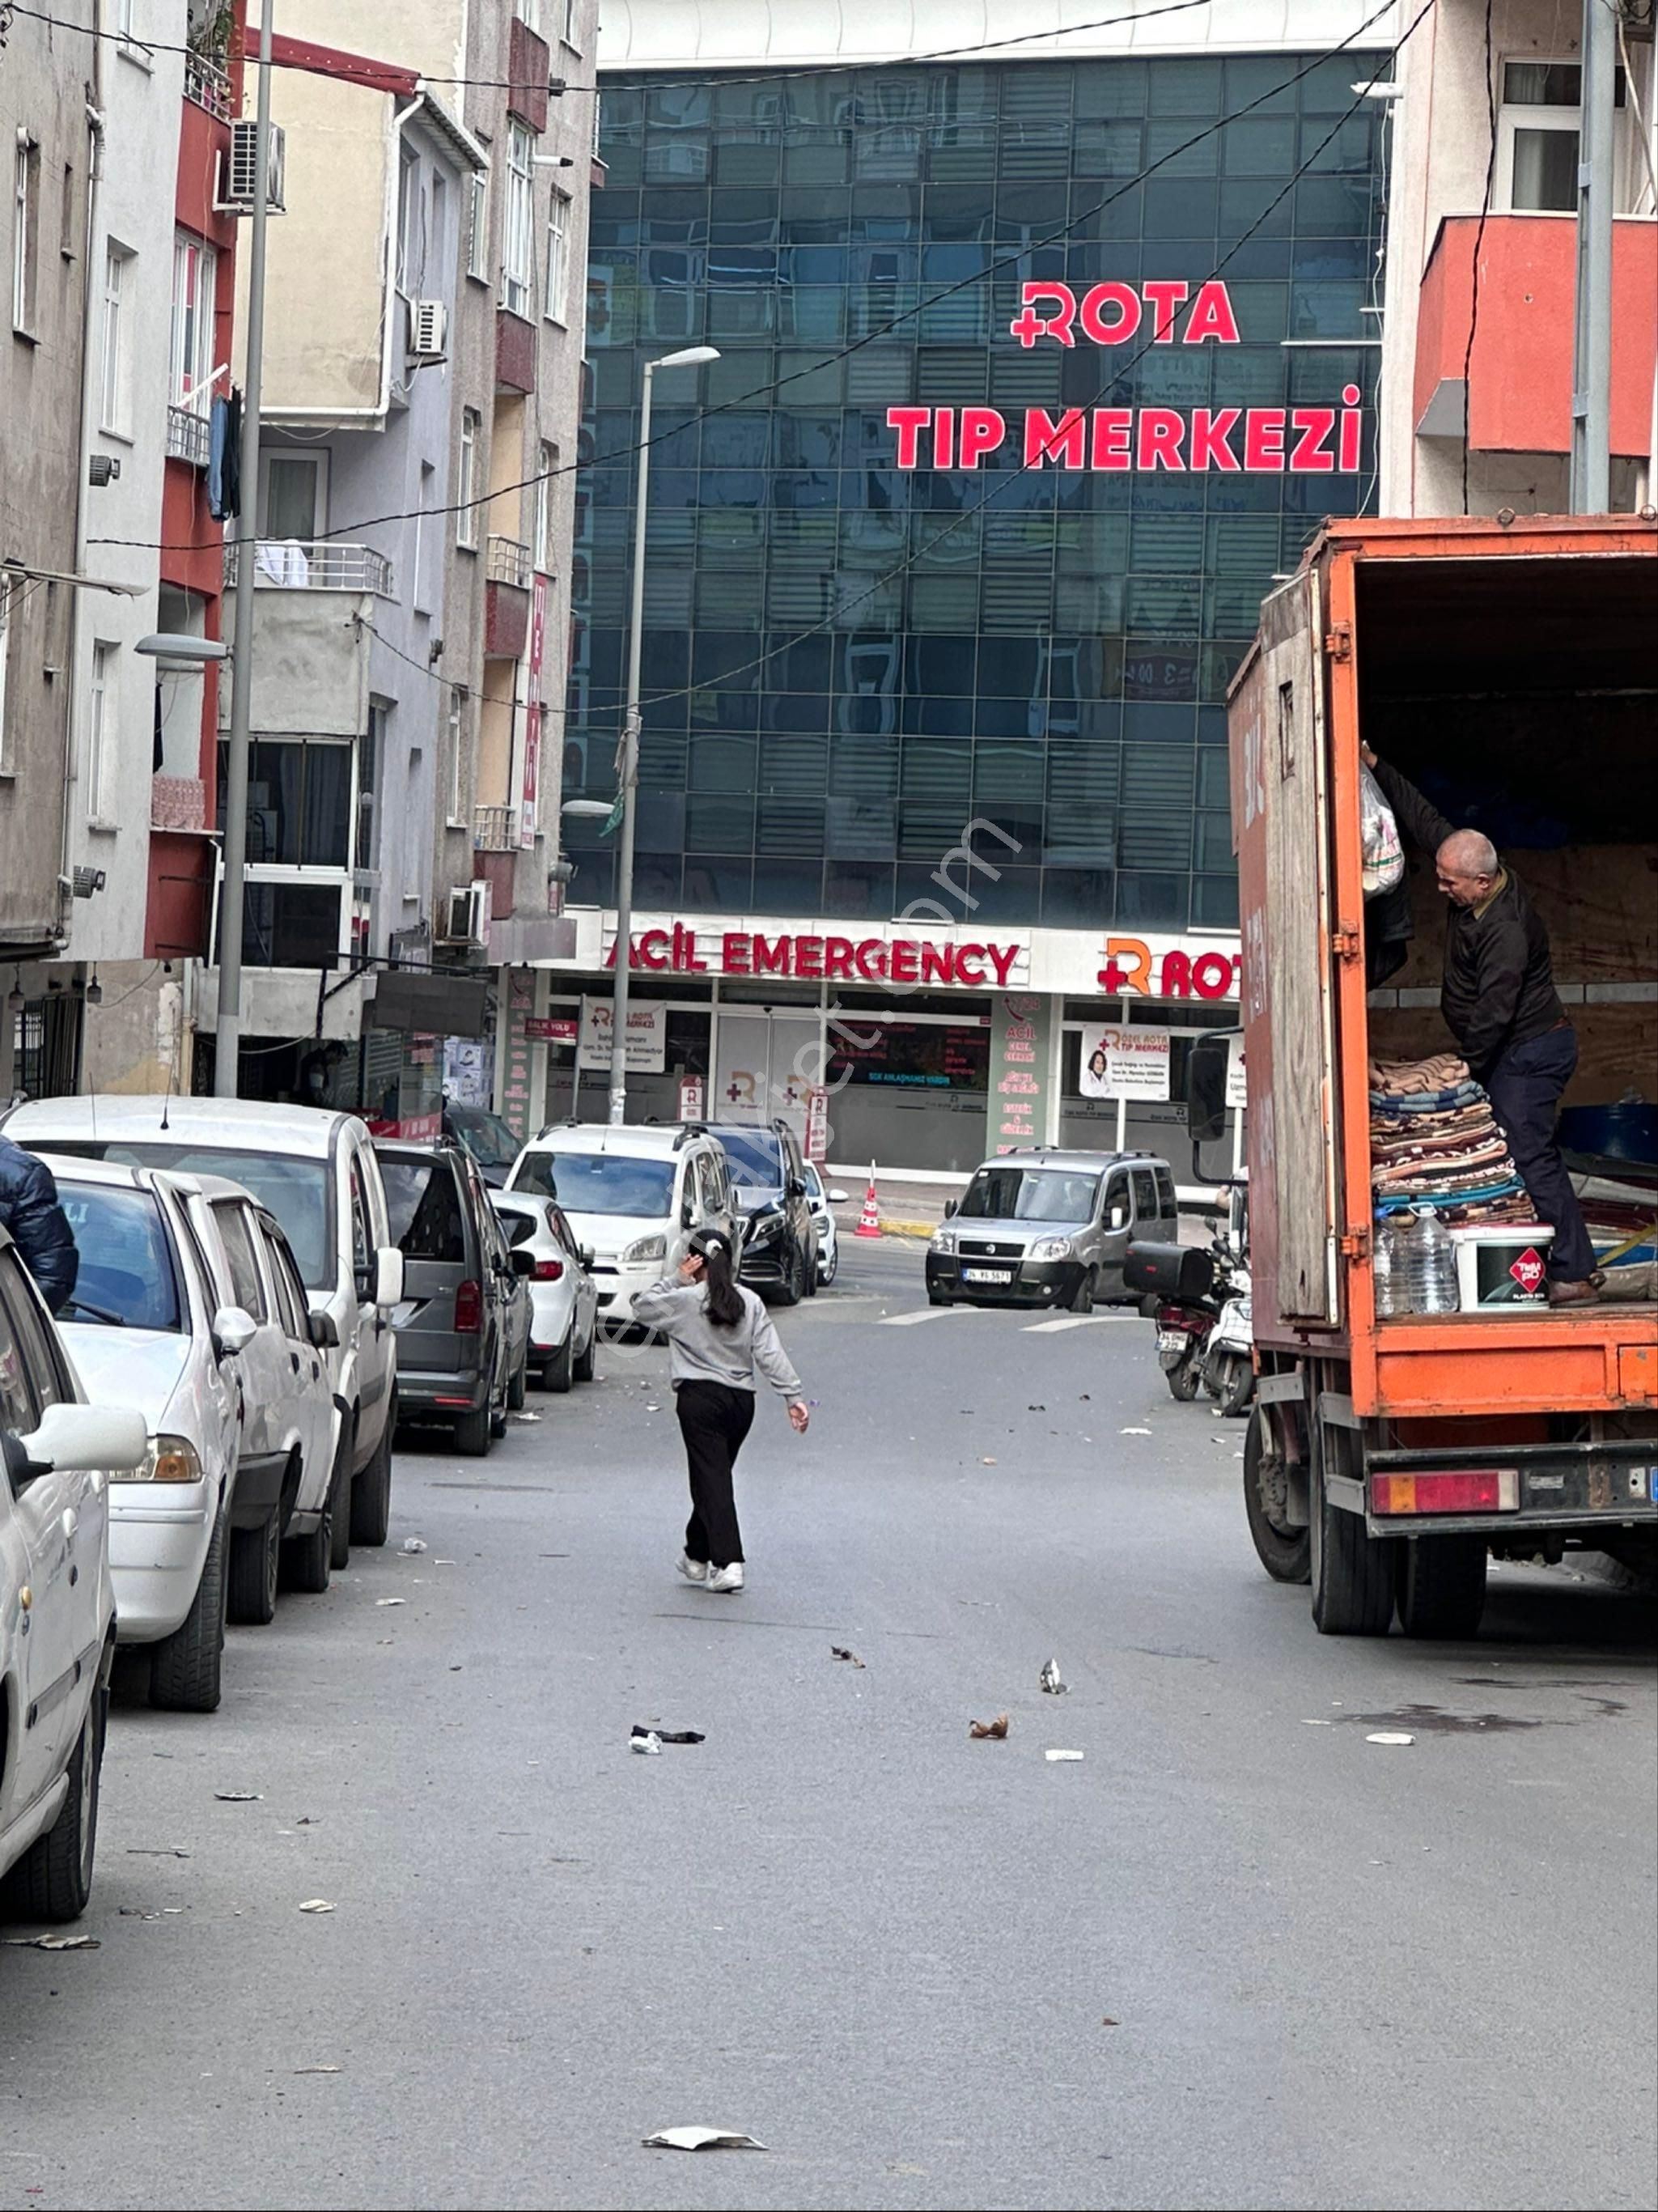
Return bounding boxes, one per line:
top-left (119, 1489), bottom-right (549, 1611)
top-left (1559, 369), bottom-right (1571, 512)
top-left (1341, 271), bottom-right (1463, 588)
top-left (925, 1149), bottom-right (1179, 1311)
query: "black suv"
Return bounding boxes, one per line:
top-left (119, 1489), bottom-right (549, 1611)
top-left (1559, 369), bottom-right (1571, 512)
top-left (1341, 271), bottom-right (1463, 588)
top-left (705, 1119), bottom-right (819, 1305)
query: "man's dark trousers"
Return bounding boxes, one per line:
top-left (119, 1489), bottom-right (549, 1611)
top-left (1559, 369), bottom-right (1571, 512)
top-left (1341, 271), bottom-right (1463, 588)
top-left (1484, 1025), bottom-right (1597, 1282)
top-left (676, 1380), bottom-right (755, 1568)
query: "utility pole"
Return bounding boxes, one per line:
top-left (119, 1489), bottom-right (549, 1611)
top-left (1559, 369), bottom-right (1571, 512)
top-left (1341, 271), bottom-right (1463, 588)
top-left (215, 1), bottom-right (275, 1097)
top-left (1569, 0), bottom-right (1616, 512)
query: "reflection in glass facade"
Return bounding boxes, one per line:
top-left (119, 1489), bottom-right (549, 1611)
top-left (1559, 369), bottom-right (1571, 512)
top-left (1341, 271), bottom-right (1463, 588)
top-left (566, 52), bottom-right (1387, 932)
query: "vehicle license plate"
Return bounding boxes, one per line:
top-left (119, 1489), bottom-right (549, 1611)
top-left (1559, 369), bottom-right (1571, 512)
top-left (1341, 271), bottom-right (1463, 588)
top-left (1649, 1467), bottom-right (1658, 1503)
top-left (962, 1267), bottom-right (1011, 1284)
top-left (1156, 1329), bottom-right (1188, 1352)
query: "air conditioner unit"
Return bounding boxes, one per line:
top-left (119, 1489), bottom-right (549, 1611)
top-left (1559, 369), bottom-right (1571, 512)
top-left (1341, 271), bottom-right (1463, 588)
top-left (409, 298), bottom-right (447, 360)
top-left (439, 882), bottom-right (489, 946)
top-left (215, 121), bottom-right (286, 213)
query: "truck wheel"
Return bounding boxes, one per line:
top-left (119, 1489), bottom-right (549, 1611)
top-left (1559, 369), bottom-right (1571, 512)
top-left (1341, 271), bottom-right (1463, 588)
top-left (1309, 1417), bottom-right (1395, 1637)
top-left (349, 1420), bottom-right (392, 1548)
top-left (1219, 1356), bottom-right (1254, 1419)
top-left (151, 1506), bottom-right (229, 1712)
top-left (1165, 1350), bottom-right (1201, 1402)
top-left (1242, 1409), bottom-right (1310, 1584)
top-left (2, 1682), bottom-right (104, 1921)
top-left (1397, 1535), bottom-right (1487, 1640)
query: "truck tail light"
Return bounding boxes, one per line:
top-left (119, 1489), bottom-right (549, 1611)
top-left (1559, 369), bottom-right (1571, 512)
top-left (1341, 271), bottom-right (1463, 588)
top-left (533, 1258), bottom-right (565, 1281)
top-left (454, 1278), bottom-right (483, 1333)
top-left (1372, 1470), bottom-right (1519, 1514)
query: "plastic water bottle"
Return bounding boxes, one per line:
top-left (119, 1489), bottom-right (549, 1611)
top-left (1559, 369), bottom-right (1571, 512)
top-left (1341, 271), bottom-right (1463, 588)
top-left (1408, 1208), bottom-right (1459, 1314)
top-left (1373, 1213), bottom-right (1409, 1316)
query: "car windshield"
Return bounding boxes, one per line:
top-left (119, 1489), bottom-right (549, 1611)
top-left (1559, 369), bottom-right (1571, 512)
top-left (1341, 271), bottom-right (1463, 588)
top-left (444, 1103), bottom-right (520, 1168)
top-left (958, 1167), bottom-right (1102, 1223)
top-left (52, 1143), bottom-right (335, 1289)
top-left (380, 1158), bottom-right (468, 1263)
top-left (716, 1131), bottom-right (783, 1191)
top-left (55, 1182), bottom-right (183, 1331)
top-left (511, 1152), bottom-right (675, 1218)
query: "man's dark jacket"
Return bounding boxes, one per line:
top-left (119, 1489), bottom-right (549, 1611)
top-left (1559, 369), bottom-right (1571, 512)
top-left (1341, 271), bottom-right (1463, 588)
top-left (0, 1138), bottom-right (79, 1313)
top-left (1371, 758), bottom-right (1565, 1080)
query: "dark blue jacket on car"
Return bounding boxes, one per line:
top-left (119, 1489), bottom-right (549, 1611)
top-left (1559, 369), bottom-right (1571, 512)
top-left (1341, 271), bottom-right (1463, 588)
top-left (0, 1136), bottom-right (79, 1314)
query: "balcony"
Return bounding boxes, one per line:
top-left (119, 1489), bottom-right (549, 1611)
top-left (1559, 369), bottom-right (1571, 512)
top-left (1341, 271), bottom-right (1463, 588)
top-left (1414, 214), bottom-right (1658, 457)
top-left (167, 403), bottom-right (214, 467)
top-left (486, 533), bottom-right (532, 590)
top-left (184, 46), bottom-right (234, 121)
top-left (484, 535), bottom-right (531, 657)
top-left (473, 802), bottom-right (519, 851)
top-left (225, 540), bottom-right (396, 595)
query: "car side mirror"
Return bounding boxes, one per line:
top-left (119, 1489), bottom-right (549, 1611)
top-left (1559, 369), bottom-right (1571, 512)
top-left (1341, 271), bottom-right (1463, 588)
top-left (1185, 1033), bottom-right (1230, 1146)
top-left (786, 1176), bottom-right (805, 1199)
top-left (1109, 1204), bottom-right (1128, 1231)
top-left (943, 1199), bottom-right (958, 1219)
top-left (374, 1248), bottom-right (405, 1309)
top-left (680, 1198), bottom-right (695, 1229)
top-left (11, 1401), bottom-right (147, 1483)
top-left (510, 1247), bottom-right (536, 1278)
top-left (213, 1305), bottom-right (259, 1359)
top-left (307, 1309), bottom-right (340, 1351)
top-left (827, 1187), bottom-right (850, 1205)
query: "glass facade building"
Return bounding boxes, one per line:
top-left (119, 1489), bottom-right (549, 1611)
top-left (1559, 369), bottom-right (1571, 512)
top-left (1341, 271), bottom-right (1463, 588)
top-left (565, 48), bottom-right (1388, 933)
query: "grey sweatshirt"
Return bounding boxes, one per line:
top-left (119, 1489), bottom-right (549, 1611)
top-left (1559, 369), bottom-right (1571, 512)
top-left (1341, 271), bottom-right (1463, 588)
top-left (631, 1277), bottom-right (805, 1401)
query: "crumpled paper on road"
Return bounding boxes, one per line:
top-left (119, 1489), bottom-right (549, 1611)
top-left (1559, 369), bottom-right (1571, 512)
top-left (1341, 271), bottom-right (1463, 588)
top-left (642, 2127), bottom-right (767, 2153)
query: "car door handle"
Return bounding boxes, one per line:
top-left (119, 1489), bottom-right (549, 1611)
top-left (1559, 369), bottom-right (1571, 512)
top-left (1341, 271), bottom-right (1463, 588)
top-left (290, 1351), bottom-right (301, 1373)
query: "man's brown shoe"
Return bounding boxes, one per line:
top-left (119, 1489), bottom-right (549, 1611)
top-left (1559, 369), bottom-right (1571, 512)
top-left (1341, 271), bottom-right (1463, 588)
top-left (1546, 1278), bottom-right (1600, 1307)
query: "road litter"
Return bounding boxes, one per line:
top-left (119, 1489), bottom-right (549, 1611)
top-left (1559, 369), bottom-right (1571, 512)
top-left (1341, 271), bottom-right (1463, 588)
top-left (632, 1725), bottom-right (705, 1745)
top-left (119, 1909), bottom-right (162, 1920)
top-left (980, 1456), bottom-right (998, 1465)
top-left (1039, 1658), bottom-right (1068, 1696)
top-left (1120, 1427), bottom-right (1151, 1437)
top-left (4, 1934), bottom-right (99, 1951)
top-left (1045, 1748), bottom-right (1085, 1763)
top-left (297, 1900), bottom-right (336, 1914)
top-left (830, 1645), bottom-right (865, 1668)
top-left (374, 1598), bottom-right (406, 1607)
top-left (646, 1404), bottom-right (661, 1413)
top-left (642, 2129), bottom-right (766, 2154)
top-left (1027, 1403), bottom-right (1045, 1412)
top-left (214, 1790), bottom-right (262, 1802)
top-left (630, 1730), bottom-right (663, 1756)
top-left (1101, 2017), bottom-right (1120, 2027)
top-left (969, 1714), bottom-right (1010, 1739)
top-left (512, 1411), bottom-right (542, 1423)
top-left (400, 1538), bottom-right (428, 1554)
top-left (1366, 1731), bottom-right (1415, 1747)
top-left (295, 1816), bottom-right (320, 1826)
top-left (294, 2066), bottom-right (342, 2075)
top-left (127, 1847), bottom-right (191, 1858)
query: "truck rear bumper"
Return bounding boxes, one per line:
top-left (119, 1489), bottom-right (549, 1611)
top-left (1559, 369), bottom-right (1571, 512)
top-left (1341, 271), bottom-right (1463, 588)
top-left (1363, 1437), bottom-right (1658, 1539)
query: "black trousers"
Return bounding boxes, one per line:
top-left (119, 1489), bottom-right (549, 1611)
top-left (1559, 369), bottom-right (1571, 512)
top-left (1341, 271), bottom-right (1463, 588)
top-left (1485, 1025), bottom-right (1597, 1282)
top-left (676, 1381), bottom-right (756, 1569)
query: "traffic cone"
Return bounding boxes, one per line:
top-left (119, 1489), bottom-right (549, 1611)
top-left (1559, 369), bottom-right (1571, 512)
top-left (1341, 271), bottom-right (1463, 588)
top-left (854, 1161), bottom-right (883, 1240)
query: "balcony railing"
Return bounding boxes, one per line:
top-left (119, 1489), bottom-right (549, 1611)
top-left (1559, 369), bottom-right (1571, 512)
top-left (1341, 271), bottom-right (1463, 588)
top-left (225, 540), bottom-right (396, 596)
top-left (486, 533), bottom-right (532, 590)
top-left (184, 47), bottom-right (234, 121)
top-left (473, 802), bottom-right (519, 851)
top-left (166, 403), bottom-right (213, 467)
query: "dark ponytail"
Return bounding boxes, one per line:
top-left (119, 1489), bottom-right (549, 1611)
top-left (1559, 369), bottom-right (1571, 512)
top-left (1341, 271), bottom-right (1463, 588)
top-left (689, 1227), bottom-right (744, 1330)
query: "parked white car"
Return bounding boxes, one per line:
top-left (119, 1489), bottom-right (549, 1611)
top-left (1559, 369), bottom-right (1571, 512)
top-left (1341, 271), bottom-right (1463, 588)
top-left (2, 1098), bottom-right (405, 1584)
top-left (490, 1191), bottom-right (599, 1391)
top-left (0, 1229), bottom-right (146, 1921)
top-left (802, 1164), bottom-right (848, 1286)
top-left (46, 1158), bottom-right (255, 1713)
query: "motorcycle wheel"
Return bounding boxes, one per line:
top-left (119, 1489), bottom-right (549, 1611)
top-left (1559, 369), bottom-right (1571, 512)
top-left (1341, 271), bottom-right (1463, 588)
top-left (1165, 1348), bottom-right (1202, 1402)
top-left (1219, 1355), bottom-right (1255, 1418)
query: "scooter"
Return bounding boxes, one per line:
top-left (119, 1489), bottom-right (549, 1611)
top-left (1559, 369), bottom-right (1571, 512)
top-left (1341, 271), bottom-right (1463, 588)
top-left (1198, 1276), bottom-right (1254, 1416)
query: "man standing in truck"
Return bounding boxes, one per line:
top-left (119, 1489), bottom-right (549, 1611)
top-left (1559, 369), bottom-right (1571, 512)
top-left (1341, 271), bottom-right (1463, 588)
top-left (1361, 745), bottom-right (1600, 1306)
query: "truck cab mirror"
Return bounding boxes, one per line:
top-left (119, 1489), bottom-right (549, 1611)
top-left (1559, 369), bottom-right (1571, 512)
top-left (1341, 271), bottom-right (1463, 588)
top-left (1185, 1034), bottom-right (1230, 1146)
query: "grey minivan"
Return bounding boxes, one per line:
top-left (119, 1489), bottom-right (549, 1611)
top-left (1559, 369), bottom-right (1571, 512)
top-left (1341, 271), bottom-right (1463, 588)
top-left (375, 1140), bottom-right (534, 1457)
top-left (925, 1149), bottom-right (1178, 1311)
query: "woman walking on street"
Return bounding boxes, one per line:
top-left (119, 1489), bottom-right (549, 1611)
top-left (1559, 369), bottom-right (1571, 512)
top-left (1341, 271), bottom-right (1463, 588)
top-left (633, 1226), bottom-right (809, 1593)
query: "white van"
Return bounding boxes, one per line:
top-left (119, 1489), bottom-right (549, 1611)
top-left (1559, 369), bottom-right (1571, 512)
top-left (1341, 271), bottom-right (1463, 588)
top-left (506, 1122), bottom-right (742, 1322)
top-left (2, 1099), bottom-right (404, 1577)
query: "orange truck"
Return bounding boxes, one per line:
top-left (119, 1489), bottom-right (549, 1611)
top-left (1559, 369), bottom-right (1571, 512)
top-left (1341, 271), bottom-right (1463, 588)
top-left (1218, 514), bottom-right (1656, 1637)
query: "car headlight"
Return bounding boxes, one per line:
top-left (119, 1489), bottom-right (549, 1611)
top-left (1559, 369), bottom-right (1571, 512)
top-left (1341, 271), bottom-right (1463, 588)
top-left (621, 1233), bottom-right (666, 1265)
top-left (1029, 1236), bottom-right (1072, 1261)
top-left (116, 1433), bottom-right (205, 1484)
top-left (932, 1226), bottom-right (957, 1255)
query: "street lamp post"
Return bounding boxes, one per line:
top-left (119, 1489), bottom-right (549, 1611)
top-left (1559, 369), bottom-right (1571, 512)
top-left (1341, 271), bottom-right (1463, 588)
top-left (606, 345), bottom-right (719, 1127)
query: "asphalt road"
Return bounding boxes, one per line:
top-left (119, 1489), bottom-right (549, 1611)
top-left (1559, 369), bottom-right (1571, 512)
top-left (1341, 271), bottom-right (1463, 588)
top-left (3, 1238), bottom-right (1654, 2212)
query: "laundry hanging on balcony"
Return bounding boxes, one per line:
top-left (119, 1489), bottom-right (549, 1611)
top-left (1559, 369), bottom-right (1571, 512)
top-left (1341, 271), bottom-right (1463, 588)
top-left (208, 388), bottom-right (241, 522)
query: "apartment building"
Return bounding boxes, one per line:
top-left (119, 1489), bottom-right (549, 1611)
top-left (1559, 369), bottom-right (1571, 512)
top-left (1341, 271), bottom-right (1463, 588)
top-left (1378, 0), bottom-right (1657, 516)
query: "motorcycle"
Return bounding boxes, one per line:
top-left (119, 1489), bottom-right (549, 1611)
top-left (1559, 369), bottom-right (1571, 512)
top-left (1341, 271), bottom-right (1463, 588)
top-left (1198, 1276), bottom-right (1253, 1416)
top-left (1125, 1240), bottom-right (1222, 1403)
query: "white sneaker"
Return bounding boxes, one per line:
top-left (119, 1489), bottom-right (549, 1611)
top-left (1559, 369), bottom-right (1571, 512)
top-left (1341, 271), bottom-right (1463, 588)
top-left (706, 1563), bottom-right (745, 1594)
top-left (676, 1553), bottom-right (708, 1585)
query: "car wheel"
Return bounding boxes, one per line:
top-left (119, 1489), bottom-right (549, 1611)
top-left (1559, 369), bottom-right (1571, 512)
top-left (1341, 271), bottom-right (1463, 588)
top-left (507, 1356), bottom-right (528, 1412)
top-left (227, 1505), bottom-right (282, 1627)
top-left (1070, 1269), bottom-right (1096, 1314)
top-left (774, 1245), bottom-right (805, 1307)
top-left (151, 1505), bottom-right (229, 1713)
top-left (819, 1242), bottom-right (838, 1286)
top-left (348, 1418), bottom-right (392, 1548)
top-left (280, 1488), bottom-right (333, 1596)
top-left (455, 1404), bottom-right (492, 1457)
top-left (573, 1323), bottom-right (596, 1383)
top-left (545, 1324), bottom-right (575, 1394)
top-left (2, 1680), bottom-right (105, 1922)
top-left (927, 1285), bottom-right (950, 1307)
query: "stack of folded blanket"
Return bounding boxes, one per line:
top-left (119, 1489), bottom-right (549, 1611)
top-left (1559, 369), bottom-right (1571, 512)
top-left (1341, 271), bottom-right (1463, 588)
top-left (1368, 1055), bottom-right (1533, 1225)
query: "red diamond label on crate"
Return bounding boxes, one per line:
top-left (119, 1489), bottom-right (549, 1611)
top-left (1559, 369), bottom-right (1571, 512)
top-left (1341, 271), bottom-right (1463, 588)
top-left (1509, 1248), bottom-right (1546, 1295)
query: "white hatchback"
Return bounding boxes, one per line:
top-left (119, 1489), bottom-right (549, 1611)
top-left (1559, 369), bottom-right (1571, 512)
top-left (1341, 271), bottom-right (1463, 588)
top-left (490, 1191), bottom-right (599, 1391)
